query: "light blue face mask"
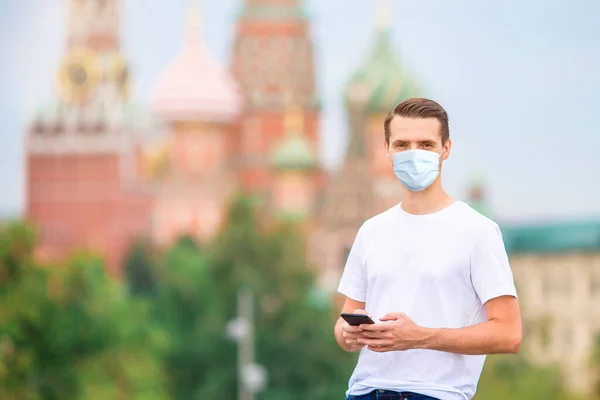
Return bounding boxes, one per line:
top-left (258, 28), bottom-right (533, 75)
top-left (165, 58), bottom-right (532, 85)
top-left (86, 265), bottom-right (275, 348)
top-left (391, 149), bottom-right (442, 192)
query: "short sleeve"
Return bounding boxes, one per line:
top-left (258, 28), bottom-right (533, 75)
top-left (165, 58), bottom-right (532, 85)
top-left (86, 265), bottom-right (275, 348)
top-left (337, 226), bottom-right (367, 302)
top-left (470, 223), bottom-right (518, 305)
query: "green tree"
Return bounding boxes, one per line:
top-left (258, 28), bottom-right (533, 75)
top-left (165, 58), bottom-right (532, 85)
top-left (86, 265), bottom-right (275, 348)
top-left (0, 222), bottom-right (54, 399)
top-left (208, 196), bottom-right (356, 399)
top-left (477, 354), bottom-right (579, 400)
top-left (151, 235), bottom-right (233, 400)
top-left (124, 240), bottom-right (158, 297)
top-left (147, 195), bottom-right (355, 399)
top-left (0, 222), bottom-right (168, 400)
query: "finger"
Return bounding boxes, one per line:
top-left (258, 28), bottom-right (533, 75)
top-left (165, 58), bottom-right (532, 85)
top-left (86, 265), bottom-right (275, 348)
top-left (357, 338), bottom-right (390, 347)
top-left (380, 313), bottom-right (405, 321)
top-left (343, 332), bottom-right (363, 339)
top-left (346, 337), bottom-right (364, 346)
top-left (358, 330), bottom-right (386, 339)
top-left (359, 323), bottom-right (389, 332)
top-left (368, 345), bottom-right (393, 353)
top-left (343, 325), bottom-right (363, 333)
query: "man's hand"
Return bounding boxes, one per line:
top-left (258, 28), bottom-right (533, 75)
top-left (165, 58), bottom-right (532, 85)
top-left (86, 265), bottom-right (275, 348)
top-left (357, 312), bottom-right (426, 352)
top-left (340, 309), bottom-right (371, 352)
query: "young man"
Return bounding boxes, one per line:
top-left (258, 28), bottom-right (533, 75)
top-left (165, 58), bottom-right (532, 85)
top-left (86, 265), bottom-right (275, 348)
top-left (334, 98), bottom-right (522, 400)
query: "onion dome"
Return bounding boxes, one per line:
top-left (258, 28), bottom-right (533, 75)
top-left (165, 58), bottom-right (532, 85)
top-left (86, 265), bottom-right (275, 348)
top-left (151, 2), bottom-right (242, 123)
top-left (345, 0), bottom-right (421, 113)
top-left (272, 105), bottom-right (316, 170)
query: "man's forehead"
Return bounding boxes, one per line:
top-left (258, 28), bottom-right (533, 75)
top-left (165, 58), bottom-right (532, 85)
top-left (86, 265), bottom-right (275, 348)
top-left (389, 116), bottom-right (442, 141)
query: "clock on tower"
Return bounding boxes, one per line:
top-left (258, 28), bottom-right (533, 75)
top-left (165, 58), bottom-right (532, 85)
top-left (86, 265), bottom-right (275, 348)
top-left (56, 47), bottom-right (101, 104)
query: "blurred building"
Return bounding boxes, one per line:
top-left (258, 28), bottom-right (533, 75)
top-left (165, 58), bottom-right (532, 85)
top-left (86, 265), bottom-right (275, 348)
top-left (271, 105), bottom-right (318, 220)
top-left (25, 0), bottom-right (157, 275)
top-left (504, 222), bottom-right (600, 394)
top-left (24, 0), bottom-right (323, 272)
top-left (468, 179), bottom-right (600, 395)
top-left (231, 0), bottom-right (324, 201)
top-left (149, 7), bottom-right (242, 246)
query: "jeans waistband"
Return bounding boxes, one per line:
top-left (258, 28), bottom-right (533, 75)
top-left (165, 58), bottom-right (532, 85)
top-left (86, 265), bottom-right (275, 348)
top-left (348, 389), bottom-right (438, 400)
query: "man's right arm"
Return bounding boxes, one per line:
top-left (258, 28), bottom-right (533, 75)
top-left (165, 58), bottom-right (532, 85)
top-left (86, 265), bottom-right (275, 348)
top-left (335, 224), bottom-right (368, 352)
top-left (335, 297), bottom-right (368, 352)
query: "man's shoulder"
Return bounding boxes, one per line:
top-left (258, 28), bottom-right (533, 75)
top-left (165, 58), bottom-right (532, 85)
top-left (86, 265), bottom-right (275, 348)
top-left (359, 205), bottom-right (399, 233)
top-left (454, 202), bottom-right (502, 235)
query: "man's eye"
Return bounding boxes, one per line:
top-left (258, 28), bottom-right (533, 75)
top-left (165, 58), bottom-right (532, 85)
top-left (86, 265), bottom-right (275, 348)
top-left (422, 144), bottom-right (432, 148)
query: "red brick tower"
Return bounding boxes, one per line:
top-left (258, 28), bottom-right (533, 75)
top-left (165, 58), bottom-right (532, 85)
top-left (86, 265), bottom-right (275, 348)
top-left (231, 0), bottom-right (322, 203)
top-left (25, 0), bottom-right (154, 275)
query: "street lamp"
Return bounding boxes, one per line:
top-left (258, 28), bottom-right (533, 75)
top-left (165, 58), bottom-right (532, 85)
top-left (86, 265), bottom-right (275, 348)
top-left (226, 287), bottom-right (268, 399)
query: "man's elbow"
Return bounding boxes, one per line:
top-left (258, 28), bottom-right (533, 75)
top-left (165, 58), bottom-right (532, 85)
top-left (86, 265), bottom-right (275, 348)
top-left (505, 332), bottom-right (522, 354)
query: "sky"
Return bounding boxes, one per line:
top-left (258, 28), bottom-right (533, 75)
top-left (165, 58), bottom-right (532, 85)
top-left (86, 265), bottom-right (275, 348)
top-left (0, 0), bottom-right (599, 222)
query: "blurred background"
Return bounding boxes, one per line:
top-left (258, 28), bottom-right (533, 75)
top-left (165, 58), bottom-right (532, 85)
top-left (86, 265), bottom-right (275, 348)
top-left (0, 0), bottom-right (599, 399)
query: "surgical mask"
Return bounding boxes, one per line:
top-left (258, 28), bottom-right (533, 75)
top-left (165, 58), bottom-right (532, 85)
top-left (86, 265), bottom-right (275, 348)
top-left (392, 149), bottom-right (442, 192)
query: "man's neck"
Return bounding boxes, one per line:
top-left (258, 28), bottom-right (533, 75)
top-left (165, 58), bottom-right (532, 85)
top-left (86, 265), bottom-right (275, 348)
top-left (400, 180), bottom-right (455, 215)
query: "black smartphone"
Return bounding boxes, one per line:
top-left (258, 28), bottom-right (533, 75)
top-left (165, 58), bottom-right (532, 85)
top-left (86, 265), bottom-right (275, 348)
top-left (340, 312), bottom-right (375, 326)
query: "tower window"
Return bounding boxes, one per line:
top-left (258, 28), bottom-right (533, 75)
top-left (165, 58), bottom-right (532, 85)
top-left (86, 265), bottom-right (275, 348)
top-left (33, 121), bottom-right (44, 135)
top-left (53, 123), bottom-right (64, 135)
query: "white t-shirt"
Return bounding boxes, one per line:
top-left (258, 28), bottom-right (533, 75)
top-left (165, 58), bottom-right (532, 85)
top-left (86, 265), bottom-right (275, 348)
top-left (337, 201), bottom-right (518, 400)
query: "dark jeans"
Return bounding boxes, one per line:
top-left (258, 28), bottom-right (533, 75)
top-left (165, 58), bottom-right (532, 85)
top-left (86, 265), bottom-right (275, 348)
top-left (346, 389), bottom-right (439, 400)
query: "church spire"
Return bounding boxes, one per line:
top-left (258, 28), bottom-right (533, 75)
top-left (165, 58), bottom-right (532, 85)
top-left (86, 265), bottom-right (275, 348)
top-left (374, 0), bottom-right (392, 33)
top-left (66, 0), bottom-right (120, 51)
top-left (183, 0), bottom-right (204, 51)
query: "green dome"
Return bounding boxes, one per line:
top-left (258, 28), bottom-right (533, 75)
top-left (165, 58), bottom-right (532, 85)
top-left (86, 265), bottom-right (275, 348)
top-left (345, 30), bottom-right (421, 113)
top-left (272, 132), bottom-right (316, 170)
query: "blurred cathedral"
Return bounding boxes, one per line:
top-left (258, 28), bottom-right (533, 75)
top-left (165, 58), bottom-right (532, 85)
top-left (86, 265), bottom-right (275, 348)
top-left (25, 0), bottom-right (324, 273)
top-left (23, 0), bottom-right (600, 395)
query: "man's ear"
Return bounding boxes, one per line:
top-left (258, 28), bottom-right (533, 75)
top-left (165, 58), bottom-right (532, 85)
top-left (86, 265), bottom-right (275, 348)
top-left (441, 139), bottom-right (452, 161)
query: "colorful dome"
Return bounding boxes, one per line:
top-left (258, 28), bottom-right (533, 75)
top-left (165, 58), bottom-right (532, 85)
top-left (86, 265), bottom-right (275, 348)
top-left (345, 1), bottom-right (421, 113)
top-left (151, 4), bottom-right (242, 123)
top-left (272, 106), bottom-right (316, 170)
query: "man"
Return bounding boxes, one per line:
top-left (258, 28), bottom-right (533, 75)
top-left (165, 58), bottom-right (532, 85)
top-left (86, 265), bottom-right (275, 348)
top-left (334, 98), bottom-right (522, 400)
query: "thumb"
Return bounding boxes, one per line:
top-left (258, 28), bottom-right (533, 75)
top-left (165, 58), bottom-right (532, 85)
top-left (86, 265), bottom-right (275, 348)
top-left (380, 312), bottom-right (406, 321)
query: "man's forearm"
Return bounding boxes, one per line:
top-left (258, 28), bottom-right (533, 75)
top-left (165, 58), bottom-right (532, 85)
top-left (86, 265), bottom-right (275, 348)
top-left (417, 320), bottom-right (522, 355)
